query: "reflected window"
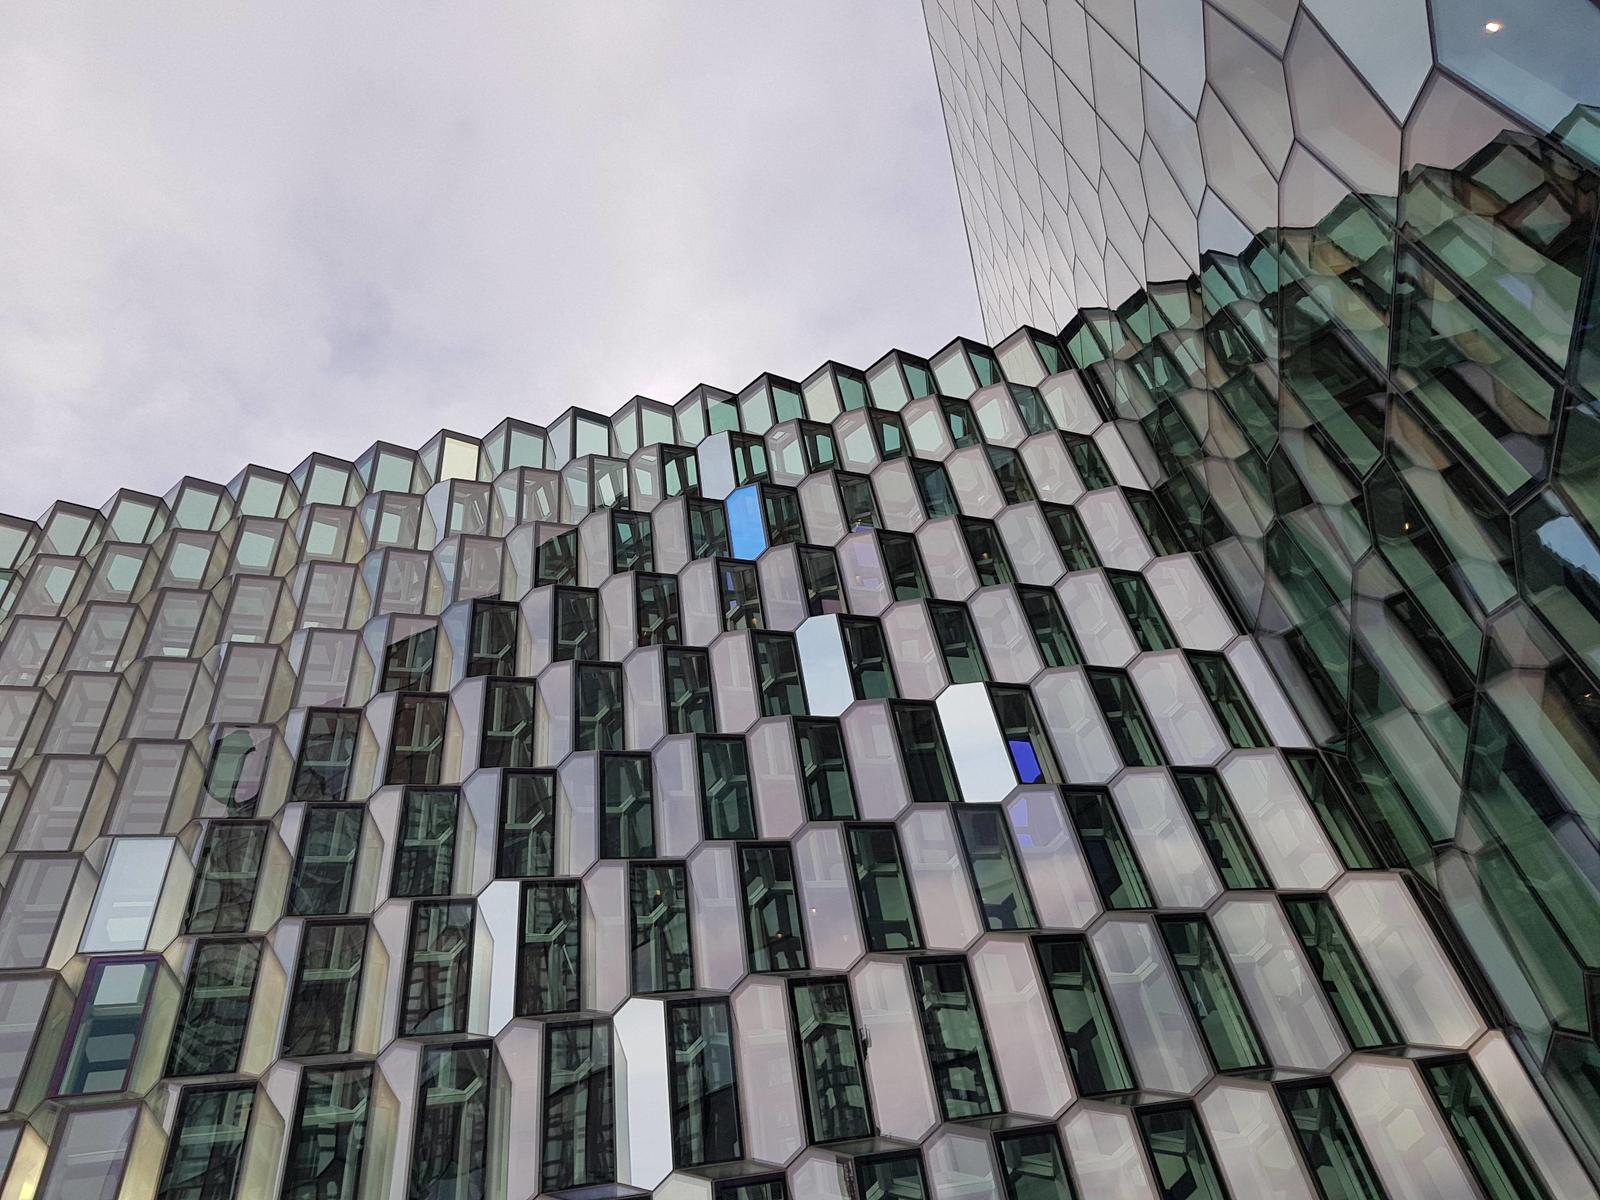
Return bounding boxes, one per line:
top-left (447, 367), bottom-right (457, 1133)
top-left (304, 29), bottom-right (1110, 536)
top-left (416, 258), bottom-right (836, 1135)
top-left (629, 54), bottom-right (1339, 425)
top-left (611, 510), bottom-right (653, 573)
top-left (167, 939), bottom-right (258, 1078)
top-left (1136, 1103), bottom-right (1231, 1200)
top-left (799, 545), bottom-right (846, 616)
top-left (739, 843), bottom-right (808, 972)
top-left (631, 862), bottom-right (694, 993)
top-left (787, 977), bottom-right (872, 1143)
top-left (1158, 917), bottom-right (1267, 1072)
top-left (291, 709), bottom-right (360, 802)
top-left (282, 1066), bottom-right (373, 1199)
top-left (1088, 670), bottom-right (1166, 766)
top-left (986, 445), bottom-right (1037, 505)
top-left (408, 1043), bottom-right (492, 1200)
top-left (600, 753), bottom-right (655, 859)
top-left (553, 587), bottom-right (599, 662)
top-left (954, 806), bottom-right (1037, 931)
top-left (753, 632), bottom-right (807, 717)
top-left (891, 702), bottom-right (962, 803)
top-left (664, 648), bottom-right (716, 734)
top-left (996, 1127), bottom-right (1079, 1200)
top-left (961, 518), bottom-right (1015, 586)
top-left (1035, 935), bottom-right (1136, 1096)
top-left (535, 530), bottom-right (578, 586)
top-left (847, 824), bottom-right (921, 952)
top-left (287, 806), bottom-right (361, 916)
top-left (1020, 586), bottom-right (1082, 668)
top-left (1174, 771), bottom-right (1270, 890)
top-left (688, 498), bottom-right (731, 559)
top-left (1109, 570), bottom-right (1176, 651)
top-left (914, 461), bottom-right (960, 519)
top-left (283, 920), bottom-right (365, 1056)
top-left (795, 718), bottom-right (857, 821)
top-left (381, 628), bottom-right (436, 693)
top-left (719, 559), bottom-right (764, 630)
top-left (636, 572), bottom-right (681, 646)
top-left (402, 900), bottom-right (474, 1036)
top-left (386, 694), bottom-right (448, 786)
top-left (186, 822), bottom-right (265, 934)
top-left (392, 788), bottom-right (457, 898)
top-left (1188, 653), bottom-right (1268, 748)
top-left (881, 531), bottom-right (930, 599)
top-left (574, 663), bottom-right (623, 751)
top-left (155, 1084), bottom-right (254, 1200)
top-left (542, 1021), bottom-right (615, 1192)
top-left (1063, 789), bottom-right (1153, 909)
top-left (840, 617), bottom-right (898, 700)
top-left (498, 770), bottom-right (555, 878)
top-left (466, 600), bottom-right (518, 677)
top-left (481, 678), bottom-right (536, 768)
top-left (518, 880), bottom-right (581, 1016)
top-left (910, 957), bottom-right (1002, 1119)
top-left (929, 600), bottom-right (989, 683)
top-left (699, 736), bottom-right (758, 841)
top-left (668, 999), bottom-right (743, 1168)
top-left (1281, 895), bottom-right (1401, 1050)
top-left (1277, 1080), bottom-right (1387, 1200)
top-left (1043, 503), bottom-right (1100, 571)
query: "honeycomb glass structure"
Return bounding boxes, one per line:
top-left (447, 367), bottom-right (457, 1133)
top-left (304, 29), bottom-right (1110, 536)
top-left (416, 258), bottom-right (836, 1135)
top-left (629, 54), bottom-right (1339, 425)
top-left (926, 0), bottom-right (1600, 1183)
top-left (0, 4), bottom-right (1595, 1192)
top-left (0, 319), bottom-right (1595, 1197)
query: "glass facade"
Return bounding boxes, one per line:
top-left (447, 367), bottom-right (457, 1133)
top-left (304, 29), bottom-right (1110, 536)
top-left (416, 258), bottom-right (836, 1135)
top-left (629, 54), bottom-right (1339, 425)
top-left (0, 17), bottom-right (1595, 1187)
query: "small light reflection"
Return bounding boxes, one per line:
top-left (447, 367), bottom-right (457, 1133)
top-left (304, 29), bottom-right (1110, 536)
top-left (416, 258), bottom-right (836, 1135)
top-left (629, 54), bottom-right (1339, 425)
top-left (1484, 19), bottom-right (1504, 32)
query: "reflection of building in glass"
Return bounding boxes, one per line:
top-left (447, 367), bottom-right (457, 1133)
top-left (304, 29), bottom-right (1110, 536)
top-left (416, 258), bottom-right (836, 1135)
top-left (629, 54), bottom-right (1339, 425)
top-left (927, 0), bottom-right (1600, 1179)
top-left (0, 5), bottom-right (1595, 1194)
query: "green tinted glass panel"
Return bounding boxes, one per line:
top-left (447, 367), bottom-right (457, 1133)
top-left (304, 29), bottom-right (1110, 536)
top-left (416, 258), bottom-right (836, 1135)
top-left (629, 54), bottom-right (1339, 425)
top-left (841, 618), bottom-right (898, 700)
top-left (700, 736), bottom-right (758, 840)
top-left (498, 771), bottom-right (555, 878)
top-left (542, 1021), bottom-right (615, 1192)
top-left (631, 862), bottom-right (693, 993)
top-left (1279, 1082), bottom-right (1388, 1200)
top-left (1422, 1058), bottom-right (1552, 1200)
top-left (156, 1085), bottom-right (254, 1200)
top-left (1088, 670), bottom-right (1166, 766)
top-left (519, 880), bottom-right (581, 1016)
top-left (283, 921), bottom-right (365, 1056)
top-left (857, 1153), bottom-right (927, 1200)
top-left (167, 940), bottom-right (258, 1077)
top-left (740, 844), bottom-right (808, 972)
top-left (893, 703), bottom-right (962, 803)
top-left (795, 719), bottom-right (858, 821)
top-left (408, 1044), bottom-right (491, 1200)
top-left (847, 824), bottom-right (921, 952)
top-left (392, 788), bottom-right (457, 898)
top-left (1035, 935), bottom-right (1136, 1096)
top-left (402, 900), bottom-right (473, 1036)
top-left (1174, 772), bottom-right (1270, 890)
top-left (288, 806), bottom-right (362, 916)
top-left (600, 754), bottom-right (654, 859)
top-left (1110, 571), bottom-right (1176, 651)
top-left (997, 1127), bottom-right (1079, 1200)
top-left (1159, 917), bottom-right (1267, 1072)
top-left (575, 663), bottom-right (623, 750)
top-left (282, 1066), bottom-right (372, 1200)
top-left (954, 806), bottom-right (1037, 930)
top-left (1281, 895), bottom-right (1401, 1051)
top-left (1137, 1105), bottom-right (1230, 1200)
top-left (1063, 790), bottom-right (1153, 909)
top-left (911, 957), bottom-right (1002, 1120)
top-left (928, 600), bottom-right (989, 683)
top-left (668, 999), bottom-right (743, 1168)
top-left (788, 978), bottom-right (872, 1143)
top-left (1189, 653), bottom-right (1268, 749)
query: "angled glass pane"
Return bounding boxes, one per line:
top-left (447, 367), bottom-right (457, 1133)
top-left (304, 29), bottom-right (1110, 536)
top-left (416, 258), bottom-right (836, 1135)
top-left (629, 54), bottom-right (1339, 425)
top-left (795, 719), bottom-right (857, 821)
top-left (1137, 1104), bottom-right (1231, 1200)
top-left (481, 678), bottom-right (536, 768)
top-left (954, 806), bottom-right (1037, 930)
top-left (996, 1127), bottom-right (1080, 1200)
top-left (498, 770), bottom-right (554, 878)
top-left (892, 702), bottom-right (962, 803)
top-left (740, 844), bottom-right (809, 972)
top-left (929, 600), bottom-right (990, 683)
top-left (1422, 1057), bottom-right (1552, 1200)
top-left (155, 1084), bottom-right (254, 1200)
top-left (1088, 670), bottom-right (1166, 767)
top-left (282, 1066), bottom-right (372, 1200)
top-left (288, 806), bottom-right (361, 916)
top-left (788, 977), bottom-right (872, 1144)
top-left (1035, 935), bottom-right (1136, 1096)
top-left (1278, 1081), bottom-right (1388, 1200)
top-left (283, 920), bottom-right (365, 1057)
top-left (53, 957), bottom-right (155, 1095)
top-left (574, 664), bottom-right (623, 751)
top-left (1021, 586), bottom-right (1082, 668)
top-left (846, 824), bottom-right (919, 954)
top-left (292, 709), bottom-right (360, 802)
top-left (1280, 895), bottom-right (1401, 1050)
top-left (600, 754), bottom-right (655, 859)
top-left (841, 618), bottom-right (898, 700)
top-left (408, 1043), bottom-right (491, 1200)
top-left (519, 880), bottom-right (581, 1016)
top-left (392, 788), bottom-right (458, 898)
top-left (753, 633), bottom-right (806, 717)
top-left (910, 957), bottom-right (1002, 1120)
top-left (664, 648), bottom-right (715, 735)
top-left (699, 736), bottom-right (758, 841)
top-left (1063, 789), bottom-right (1153, 909)
top-left (631, 862), bottom-right (693, 993)
top-left (466, 600), bottom-right (517, 678)
top-left (542, 1021), bottom-right (615, 1192)
top-left (167, 939), bottom-right (258, 1077)
top-left (402, 900), bottom-right (473, 1037)
top-left (554, 588), bottom-right (600, 662)
top-left (186, 822), bottom-right (266, 934)
top-left (1109, 571), bottom-right (1176, 651)
top-left (1174, 771), bottom-right (1270, 890)
top-left (1189, 653), bottom-right (1268, 749)
top-left (668, 998), bottom-right (743, 1168)
top-left (1159, 917), bottom-right (1268, 1072)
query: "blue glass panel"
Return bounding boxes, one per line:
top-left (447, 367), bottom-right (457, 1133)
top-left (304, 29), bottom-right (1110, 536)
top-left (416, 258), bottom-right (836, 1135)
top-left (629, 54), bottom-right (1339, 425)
top-left (726, 485), bottom-right (767, 562)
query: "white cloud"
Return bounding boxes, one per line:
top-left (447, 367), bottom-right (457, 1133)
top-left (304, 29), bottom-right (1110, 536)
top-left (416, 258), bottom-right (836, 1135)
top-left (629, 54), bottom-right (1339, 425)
top-left (0, 2), bottom-right (978, 519)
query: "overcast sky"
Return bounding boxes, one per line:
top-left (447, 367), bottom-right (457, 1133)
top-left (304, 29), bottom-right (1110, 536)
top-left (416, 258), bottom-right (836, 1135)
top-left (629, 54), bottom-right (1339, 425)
top-left (0, 3), bottom-right (978, 520)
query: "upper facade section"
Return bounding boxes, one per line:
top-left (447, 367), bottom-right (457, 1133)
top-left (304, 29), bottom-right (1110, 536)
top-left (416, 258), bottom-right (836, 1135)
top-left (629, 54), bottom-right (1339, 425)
top-left (923, 0), bottom-right (1600, 338)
